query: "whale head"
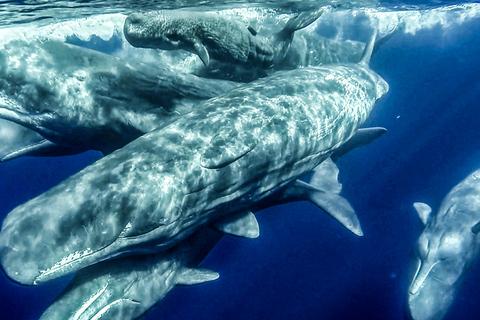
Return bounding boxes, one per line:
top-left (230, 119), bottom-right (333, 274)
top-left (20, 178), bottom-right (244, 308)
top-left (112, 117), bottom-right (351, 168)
top-left (406, 212), bottom-right (477, 320)
top-left (124, 12), bottom-right (190, 51)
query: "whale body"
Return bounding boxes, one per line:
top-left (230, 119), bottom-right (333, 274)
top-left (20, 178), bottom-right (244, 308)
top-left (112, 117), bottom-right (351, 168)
top-left (39, 154), bottom-right (388, 320)
top-left (406, 168), bottom-right (480, 320)
top-left (0, 40), bottom-right (238, 161)
top-left (123, 9), bottom-right (324, 67)
top-left (39, 227), bottom-right (223, 320)
top-left (0, 33), bottom-right (388, 285)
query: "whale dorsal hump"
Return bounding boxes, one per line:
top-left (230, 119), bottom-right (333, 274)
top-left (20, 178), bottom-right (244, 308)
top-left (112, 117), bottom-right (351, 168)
top-left (193, 40), bottom-right (210, 66)
top-left (177, 267), bottom-right (219, 286)
top-left (413, 202), bottom-right (432, 226)
top-left (212, 210), bottom-right (260, 238)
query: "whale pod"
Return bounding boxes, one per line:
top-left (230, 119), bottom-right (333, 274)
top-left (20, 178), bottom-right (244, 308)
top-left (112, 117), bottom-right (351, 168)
top-left (0, 31), bottom-right (388, 285)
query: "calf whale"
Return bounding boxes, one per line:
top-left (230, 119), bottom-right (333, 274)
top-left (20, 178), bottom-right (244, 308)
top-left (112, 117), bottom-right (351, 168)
top-left (123, 8), bottom-right (324, 67)
top-left (0, 30), bottom-right (388, 286)
top-left (0, 40), bottom-right (238, 161)
top-left (406, 167), bottom-right (480, 320)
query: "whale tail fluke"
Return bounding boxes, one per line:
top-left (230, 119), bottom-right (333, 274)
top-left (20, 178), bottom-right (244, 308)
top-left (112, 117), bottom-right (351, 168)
top-left (272, 8), bottom-right (324, 65)
top-left (280, 8), bottom-right (324, 38)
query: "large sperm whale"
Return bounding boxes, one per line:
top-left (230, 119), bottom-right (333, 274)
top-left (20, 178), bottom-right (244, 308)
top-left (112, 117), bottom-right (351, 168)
top-left (123, 8), bottom-right (324, 67)
top-left (0, 40), bottom-right (238, 161)
top-left (0, 29), bottom-right (388, 286)
top-left (406, 167), bottom-right (480, 320)
top-left (40, 154), bottom-right (387, 320)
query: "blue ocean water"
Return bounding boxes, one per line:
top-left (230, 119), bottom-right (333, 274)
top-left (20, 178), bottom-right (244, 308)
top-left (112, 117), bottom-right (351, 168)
top-left (1, 2), bottom-right (480, 320)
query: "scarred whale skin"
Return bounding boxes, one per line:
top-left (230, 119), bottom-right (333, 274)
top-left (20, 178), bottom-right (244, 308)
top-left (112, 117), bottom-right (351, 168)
top-left (0, 42), bottom-right (388, 285)
top-left (0, 40), bottom-right (238, 160)
top-left (123, 8), bottom-right (323, 67)
top-left (406, 168), bottom-right (480, 320)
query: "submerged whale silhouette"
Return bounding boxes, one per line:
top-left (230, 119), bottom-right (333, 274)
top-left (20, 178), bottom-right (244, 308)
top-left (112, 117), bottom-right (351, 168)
top-left (0, 30), bottom-right (388, 286)
top-left (406, 167), bottom-right (480, 320)
top-left (0, 40), bottom-right (238, 161)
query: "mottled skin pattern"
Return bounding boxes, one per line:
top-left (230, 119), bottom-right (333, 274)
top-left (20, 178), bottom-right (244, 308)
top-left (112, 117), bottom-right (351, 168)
top-left (0, 63), bottom-right (388, 285)
top-left (0, 40), bottom-right (238, 157)
top-left (407, 168), bottom-right (480, 320)
top-left (39, 157), bottom-right (357, 320)
top-left (123, 9), bottom-right (322, 67)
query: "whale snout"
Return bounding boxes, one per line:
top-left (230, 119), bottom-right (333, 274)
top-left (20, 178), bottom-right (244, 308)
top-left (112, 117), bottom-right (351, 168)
top-left (124, 13), bottom-right (150, 47)
top-left (405, 263), bottom-right (457, 320)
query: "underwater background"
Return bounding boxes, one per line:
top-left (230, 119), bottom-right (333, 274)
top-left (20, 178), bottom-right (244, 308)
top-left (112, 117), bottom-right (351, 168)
top-left (1, 1), bottom-right (480, 319)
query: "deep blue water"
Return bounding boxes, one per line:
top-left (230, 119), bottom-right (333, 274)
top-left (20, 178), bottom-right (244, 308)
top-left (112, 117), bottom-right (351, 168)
top-left (1, 3), bottom-right (480, 320)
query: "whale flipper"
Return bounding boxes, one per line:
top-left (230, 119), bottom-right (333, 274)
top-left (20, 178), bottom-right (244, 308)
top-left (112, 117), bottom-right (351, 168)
top-left (194, 40), bottom-right (210, 66)
top-left (177, 267), bottom-right (220, 285)
top-left (213, 210), bottom-right (260, 238)
top-left (331, 127), bottom-right (387, 162)
top-left (413, 202), bottom-right (432, 226)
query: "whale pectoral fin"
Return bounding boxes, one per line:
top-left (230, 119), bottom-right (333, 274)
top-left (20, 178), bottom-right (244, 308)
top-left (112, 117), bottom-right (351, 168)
top-left (413, 202), bottom-right (432, 226)
top-left (212, 210), bottom-right (260, 238)
top-left (330, 127), bottom-right (387, 162)
top-left (247, 25), bottom-right (258, 36)
top-left (193, 40), bottom-right (210, 66)
top-left (177, 267), bottom-right (219, 286)
top-left (471, 221), bottom-right (480, 234)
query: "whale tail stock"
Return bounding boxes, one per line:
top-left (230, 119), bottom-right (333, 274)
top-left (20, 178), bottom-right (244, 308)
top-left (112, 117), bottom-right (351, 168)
top-left (359, 20), bottom-right (379, 66)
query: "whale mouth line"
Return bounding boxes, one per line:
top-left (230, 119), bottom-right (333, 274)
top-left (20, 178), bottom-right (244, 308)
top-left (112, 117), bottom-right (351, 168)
top-left (33, 242), bottom-right (118, 285)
